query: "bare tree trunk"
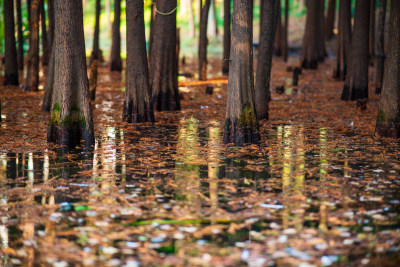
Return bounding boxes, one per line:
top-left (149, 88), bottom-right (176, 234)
top-left (90, 0), bottom-right (101, 62)
top-left (333, 0), bottom-right (351, 80)
top-left (325, 0), bottom-right (336, 40)
top-left (42, 44), bottom-right (55, 112)
top-left (375, 0), bottom-right (386, 94)
top-left (283, 0), bottom-right (289, 61)
top-left (300, 0), bottom-right (319, 69)
top-left (199, 0), bottom-right (211, 80)
top-left (375, 0), bottom-right (400, 137)
top-left (16, 0), bottom-right (24, 71)
top-left (369, 0), bottom-right (376, 59)
top-left (316, 0), bottom-right (326, 59)
top-left (222, 0), bottom-right (231, 74)
top-left (149, 3), bottom-right (156, 58)
top-left (110, 0), bottom-right (122, 71)
top-left (25, 0), bottom-right (40, 91)
top-left (4, 0), bottom-right (19, 85)
top-left (123, 0), bottom-right (154, 123)
top-left (47, 0), bottom-right (54, 49)
top-left (47, 0), bottom-right (94, 150)
top-left (224, 0), bottom-right (260, 145)
top-left (40, 0), bottom-right (49, 66)
top-left (274, 1), bottom-right (282, 56)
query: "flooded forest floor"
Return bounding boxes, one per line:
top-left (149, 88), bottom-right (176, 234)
top-left (1, 55), bottom-right (400, 267)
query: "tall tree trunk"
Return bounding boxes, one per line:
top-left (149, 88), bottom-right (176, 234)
top-left (149, 0), bottom-right (180, 111)
top-left (42, 43), bottom-right (55, 112)
top-left (25, 0), bottom-right (40, 91)
top-left (199, 0), bottom-right (211, 80)
top-left (149, 3), bottom-right (156, 58)
top-left (325, 0), bottom-right (336, 40)
top-left (274, 1), bottom-right (282, 56)
top-left (47, 0), bottom-right (54, 49)
top-left (47, 0), bottom-right (94, 150)
top-left (369, 0), bottom-right (376, 59)
top-left (341, 0), bottom-right (370, 108)
top-left (27, 0), bottom-right (31, 23)
top-left (40, 0), bottom-right (49, 66)
top-left (224, 0), bottom-right (260, 145)
top-left (375, 0), bottom-right (386, 94)
top-left (375, 0), bottom-right (400, 137)
top-left (110, 0), bottom-right (122, 71)
top-left (333, 0), bottom-right (351, 80)
top-left (4, 0), bottom-right (19, 85)
top-left (316, 0), bottom-right (326, 59)
top-left (300, 0), bottom-right (319, 69)
top-left (282, 0), bottom-right (289, 61)
top-left (123, 0), bottom-right (154, 123)
top-left (16, 0), bottom-right (24, 71)
top-left (222, 0), bottom-right (231, 74)
top-left (255, 0), bottom-right (279, 120)
top-left (91, 0), bottom-right (101, 62)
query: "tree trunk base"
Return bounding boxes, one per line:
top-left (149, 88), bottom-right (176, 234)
top-left (375, 122), bottom-right (400, 138)
top-left (301, 59), bottom-right (318, 69)
top-left (4, 74), bottom-right (19, 86)
top-left (123, 99), bottom-right (154, 123)
top-left (223, 119), bottom-right (260, 146)
top-left (47, 125), bottom-right (94, 150)
top-left (110, 60), bottom-right (122, 71)
top-left (153, 92), bottom-right (180, 112)
top-left (341, 84), bottom-right (350, 101)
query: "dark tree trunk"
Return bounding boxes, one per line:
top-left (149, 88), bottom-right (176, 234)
top-left (369, 0), bottom-right (376, 59)
top-left (47, 0), bottom-right (54, 49)
top-left (341, 0), bottom-right (370, 108)
top-left (316, 0), bottom-right (326, 59)
top-left (274, 1), bottom-right (282, 56)
top-left (149, 3), bottom-right (156, 58)
top-left (149, 0), bottom-right (180, 111)
top-left (222, 0), bottom-right (231, 74)
top-left (91, 0), bottom-right (101, 62)
top-left (4, 0), bottom-right (19, 85)
top-left (375, 0), bottom-right (386, 94)
top-left (27, 0), bottom-right (31, 23)
top-left (42, 44), bottom-right (55, 112)
top-left (16, 0), bottom-right (24, 71)
top-left (40, 0), bottom-right (49, 66)
top-left (224, 0), bottom-right (260, 145)
top-left (333, 0), bottom-right (351, 80)
top-left (325, 0), bottom-right (336, 40)
top-left (282, 0), bottom-right (289, 61)
top-left (123, 0), bottom-right (154, 123)
top-left (255, 0), bottom-right (279, 120)
top-left (25, 0), bottom-right (40, 91)
top-left (110, 0), bottom-right (122, 71)
top-left (47, 0), bottom-right (94, 150)
top-left (199, 0), bottom-right (211, 80)
top-left (375, 0), bottom-right (400, 137)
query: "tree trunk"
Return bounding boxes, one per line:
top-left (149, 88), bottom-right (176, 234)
top-left (27, 0), bottom-right (31, 23)
top-left (341, 0), bottom-right (370, 108)
top-left (123, 0), bottom-right (154, 123)
top-left (149, 0), bottom-right (180, 111)
top-left (375, 0), bottom-right (400, 137)
top-left (40, 0), bottom-right (49, 66)
top-left (4, 0), bottom-right (19, 85)
top-left (369, 0), bottom-right (376, 59)
top-left (333, 0), bottom-right (351, 80)
top-left (47, 0), bottom-right (54, 50)
top-left (91, 0), bottom-right (101, 62)
top-left (325, 0), bottom-right (336, 40)
top-left (375, 0), bottom-right (386, 94)
top-left (16, 0), bottom-right (24, 71)
top-left (25, 0), bottom-right (40, 91)
top-left (149, 3), bottom-right (156, 58)
top-left (282, 0), bottom-right (289, 61)
top-left (110, 0), bottom-right (122, 71)
top-left (222, 0), bottom-right (231, 74)
top-left (300, 0), bottom-right (319, 69)
top-left (42, 44), bottom-right (55, 112)
top-left (274, 1), bottom-right (282, 56)
top-left (199, 0), bottom-right (211, 80)
top-left (255, 0), bottom-right (279, 120)
top-left (224, 0), bottom-right (260, 145)
top-left (47, 0), bottom-right (94, 150)
top-left (316, 0), bottom-right (326, 59)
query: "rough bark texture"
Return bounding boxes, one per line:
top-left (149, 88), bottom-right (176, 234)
top-left (325, 0), bottom-right (336, 40)
top-left (4, 0), bottom-right (19, 85)
top-left (369, 0), bottom-right (376, 59)
top-left (222, 0), bottom-right (231, 74)
top-left (47, 0), bottom-right (54, 49)
top-left (341, 0), bottom-right (370, 107)
top-left (149, 0), bottom-right (180, 111)
top-left (375, 0), bottom-right (386, 94)
top-left (375, 0), bottom-right (400, 137)
top-left (90, 0), bottom-right (101, 62)
top-left (255, 0), bottom-right (279, 120)
top-left (282, 0), bottom-right (289, 61)
top-left (224, 0), bottom-right (260, 146)
top-left (110, 0), bottom-right (122, 71)
top-left (274, 2), bottom-right (282, 56)
top-left (42, 44), bottom-right (55, 112)
top-left (16, 0), bottom-right (24, 71)
top-left (199, 0), bottom-right (211, 80)
top-left (47, 0), bottom-right (94, 150)
top-left (333, 0), bottom-right (351, 80)
top-left (25, 0), bottom-right (40, 91)
top-left (40, 0), bottom-right (49, 66)
top-left (123, 0), bottom-right (154, 123)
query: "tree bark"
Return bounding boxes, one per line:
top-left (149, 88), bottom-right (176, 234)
top-left (40, 0), bottom-right (49, 66)
top-left (16, 0), bottom-right (24, 71)
top-left (375, 0), bottom-right (386, 94)
top-left (316, 0), bottom-right (326, 59)
top-left (149, 0), bottom-right (180, 111)
top-left (90, 0), bottom-right (101, 62)
top-left (123, 0), bottom-right (154, 123)
top-left (341, 0), bottom-right (370, 108)
top-left (110, 0), bottom-right (122, 71)
top-left (274, 1), bottom-right (282, 56)
top-left (375, 0), bottom-right (400, 137)
top-left (47, 0), bottom-right (54, 49)
top-left (25, 0), bottom-right (40, 91)
top-left (224, 0), bottom-right (260, 145)
top-left (42, 43), bottom-right (55, 112)
top-left (199, 0), bottom-right (211, 80)
top-left (222, 0), bottom-right (231, 74)
top-left (333, 0), bottom-right (351, 80)
top-left (325, 0), bottom-right (336, 40)
top-left (282, 0), bottom-right (289, 61)
top-left (47, 0), bottom-right (94, 150)
top-left (369, 0), bottom-right (376, 59)
top-left (301, 0), bottom-right (319, 69)
top-left (4, 0), bottom-right (19, 85)
top-left (149, 3), bottom-right (156, 58)
top-left (255, 0), bottom-right (279, 121)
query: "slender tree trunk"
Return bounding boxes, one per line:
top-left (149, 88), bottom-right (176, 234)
top-left (149, 0), bottom-right (180, 111)
top-left (341, 0), bottom-right (370, 108)
top-left (255, 0), bottom-right (279, 120)
top-left (42, 44), bottom-right (55, 112)
top-left (91, 0), bottom-right (101, 62)
top-left (369, 0), bottom-right (376, 59)
top-left (316, 0), bottom-right (326, 59)
top-left (375, 0), bottom-right (400, 137)
top-left (375, 0), bottom-right (386, 94)
top-left (222, 0), bottom-right (231, 74)
top-left (333, 0), bottom-right (351, 80)
top-left (40, 0), bottom-right (49, 66)
top-left (274, 1), bottom-right (282, 56)
top-left (123, 0), bottom-right (154, 123)
top-left (16, 0), bottom-right (24, 71)
top-left (47, 0), bottom-right (94, 150)
top-left (27, 0), bottom-right (31, 23)
top-left (47, 0), bottom-right (54, 49)
top-left (25, 0), bottom-right (40, 91)
top-left (199, 0), bottom-right (211, 80)
top-left (110, 0), bottom-right (122, 71)
top-left (300, 0), bottom-right (319, 69)
top-left (4, 0), bottom-right (19, 85)
top-left (282, 0), bottom-right (289, 61)
top-left (224, 0), bottom-right (260, 145)
top-left (149, 3), bottom-right (156, 58)
top-left (325, 0), bottom-right (336, 40)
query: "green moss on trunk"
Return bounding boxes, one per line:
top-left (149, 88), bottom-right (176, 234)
top-left (49, 103), bottom-right (86, 128)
